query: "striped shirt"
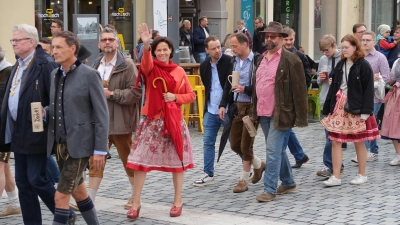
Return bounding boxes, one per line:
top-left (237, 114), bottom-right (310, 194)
top-left (256, 48), bottom-right (282, 116)
top-left (233, 51), bottom-right (254, 102)
top-left (364, 49), bottom-right (390, 103)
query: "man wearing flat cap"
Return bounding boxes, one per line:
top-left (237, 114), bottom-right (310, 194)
top-left (250, 21), bottom-right (308, 202)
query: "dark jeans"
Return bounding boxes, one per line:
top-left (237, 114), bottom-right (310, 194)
top-left (287, 129), bottom-right (305, 162)
top-left (14, 153), bottom-right (56, 225)
top-left (46, 156), bottom-right (60, 185)
top-left (321, 112), bottom-right (344, 171)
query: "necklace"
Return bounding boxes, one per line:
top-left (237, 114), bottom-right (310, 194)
top-left (346, 59), bottom-right (353, 66)
top-left (10, 56), bottom-right (34, 97)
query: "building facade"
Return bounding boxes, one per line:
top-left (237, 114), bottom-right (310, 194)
top-left (0, 0), bottom-right (398, 63)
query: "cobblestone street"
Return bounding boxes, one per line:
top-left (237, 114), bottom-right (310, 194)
top-left (1, 119), bottom-right (400, 225)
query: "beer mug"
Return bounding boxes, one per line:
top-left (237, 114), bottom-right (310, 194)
top-left (228, 71), bottom-right (240, 86)
top-left (31, 102), bottom-right (44, 132)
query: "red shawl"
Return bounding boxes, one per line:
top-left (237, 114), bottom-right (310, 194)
top-left (134, 59), bottom-right (178, 119)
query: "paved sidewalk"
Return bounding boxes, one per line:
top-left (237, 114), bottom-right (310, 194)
top-left (1, 120), bottom-right (400, 224)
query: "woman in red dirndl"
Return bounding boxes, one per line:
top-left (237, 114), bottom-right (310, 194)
top-left (321, 35), bottom-right (380, 187)
top-left (126, 23), bottom-right (195, 220)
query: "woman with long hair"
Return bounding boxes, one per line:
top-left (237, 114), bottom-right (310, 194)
top-left (126, 23), bottom-right (195, 220)
top-left (321, 34), bottom-right (380, 186)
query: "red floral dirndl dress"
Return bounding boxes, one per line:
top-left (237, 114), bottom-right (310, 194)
top-left (126, 116), bottom-right (194, 173)
top-left (320, 89), bottom-right (380, 142)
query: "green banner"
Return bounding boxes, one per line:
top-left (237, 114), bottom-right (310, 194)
top-left (281, 0), bottom-right (294, 27)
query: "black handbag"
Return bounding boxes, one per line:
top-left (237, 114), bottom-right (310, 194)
top-left (343, 61), bottom-right (361, 115)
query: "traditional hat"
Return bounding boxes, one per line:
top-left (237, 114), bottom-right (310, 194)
top-left (260, 21), bottom-right (288, 37)
top-left (77, 45), bottom-right (92, 61)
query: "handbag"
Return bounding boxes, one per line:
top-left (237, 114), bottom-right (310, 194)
top-left (343, 61), bottom-right (362, 115)
top-left (374, 75), bottom-right (385, 100)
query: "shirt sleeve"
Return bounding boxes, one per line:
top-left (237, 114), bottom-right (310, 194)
top-left (380, 40), bottom-right (396, 50)
top-left (379, 54), bottom-right (391, 83)
top-left (94, 150), bottom-right (107, 155)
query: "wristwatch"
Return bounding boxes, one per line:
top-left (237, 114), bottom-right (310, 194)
top-left (109, 91), bottom-right (114, 100)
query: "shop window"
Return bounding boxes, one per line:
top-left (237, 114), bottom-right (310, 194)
top-left (35, 0), bottom-right (64, 37)
top-left (313, 0), bottom-right (338, 61)
top-left (108, 0), bottom-right (133, 53)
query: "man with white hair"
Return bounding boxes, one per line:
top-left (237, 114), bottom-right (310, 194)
top-left (0, 44), bottom-right (21, 218)
top-left (0, 24), bottom-right (75, 224)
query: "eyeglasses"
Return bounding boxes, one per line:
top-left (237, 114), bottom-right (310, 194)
top-left (100, 38), bottom-right (116, 43)
top-left (50, 26), bottom-right (60, 29)
top-left (321, 49), bottom-right (330, 53)
top-left (9, 38), bottom-right (31, 44)
top-left (265, 35), bottom-right (279, 40)
top-left (356, 30), bottom-right (366, 34)
top-left (361, 39), bottom-right (373, 42)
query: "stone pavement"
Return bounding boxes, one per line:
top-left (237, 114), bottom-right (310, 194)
top-left (1, 119), bottom-right (400, 225)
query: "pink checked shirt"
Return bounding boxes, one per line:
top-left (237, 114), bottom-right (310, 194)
top-left (256, 48), bottom-right (282, 116)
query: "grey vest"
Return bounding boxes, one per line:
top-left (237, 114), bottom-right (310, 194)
top-left (55, 76), bottom-right (66, 143)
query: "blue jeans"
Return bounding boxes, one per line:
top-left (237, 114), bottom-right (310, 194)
top-left (46, 156), bottom-right (60, 185)
top-left (203, 112), bottom-right (229, 177)
top-left (288, 129), bottom-right (305, 162)
top-left (259, 116), bottom-right (296, 194)
top-left (321, 113), bottom-right (344, 171)
top-left (365, 102), bottom-right (382, 154)
top-left (196, 52), bottom-right (209, 63)
top-left (14, 153), bottom-right (56, 225)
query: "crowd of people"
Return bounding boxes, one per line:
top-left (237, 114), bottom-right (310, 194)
top-left (0, 15), bottom-right (400, 225)
top-left (191, 18), bottom-right (400, 200)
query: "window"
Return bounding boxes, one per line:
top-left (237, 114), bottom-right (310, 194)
top-left (108, 0), bottom-right (134, 53)
top-left (372, 0), bottom-right (393, 33)
top-left (313, 0), bottom-right (338, 61)
top-left (35, 0), bottom-right (65, 37)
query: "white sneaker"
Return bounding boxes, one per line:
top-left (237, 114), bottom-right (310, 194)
top-left (193, 173), bottom-right (215, 187)
top-left (350, 174), bottom-right (368, 185)
top-left (352, 153), bottom-right (378, 164)
top-left (389, 155), bottom-right (400, 166)
top-left (323, 176), bottom-right (341, 186)
top-left (367, 153), bottom-right (378, 161)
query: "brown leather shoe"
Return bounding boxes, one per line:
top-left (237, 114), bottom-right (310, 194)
top-left (276, 185), bottom-right (298, 195)
top-left (255, 192), bottom-right (276, 202)
top-left (251, 161), bottom-right (266, 184)
top-left (233, 180), bottom-right (248, 193)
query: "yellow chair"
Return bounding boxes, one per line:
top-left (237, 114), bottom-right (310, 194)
top-left (183, 75), bottom-right (205, 133)
top-left (308, 86), bottom-right (322, 120)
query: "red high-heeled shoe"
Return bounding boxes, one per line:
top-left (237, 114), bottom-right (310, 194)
top-left (170, 204), bottom-right (183, 217)
top-left (126, 206), bottom-right (141, 219)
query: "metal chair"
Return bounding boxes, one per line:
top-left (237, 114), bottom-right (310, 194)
top-left (183, 75), bottom-right (205, 133)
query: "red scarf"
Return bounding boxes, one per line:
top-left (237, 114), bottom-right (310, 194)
top-left (135, 59), bottom-right (178, 119)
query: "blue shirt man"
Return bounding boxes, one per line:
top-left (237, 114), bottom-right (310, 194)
top-left (193, 36), bottom-right (233, 187)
